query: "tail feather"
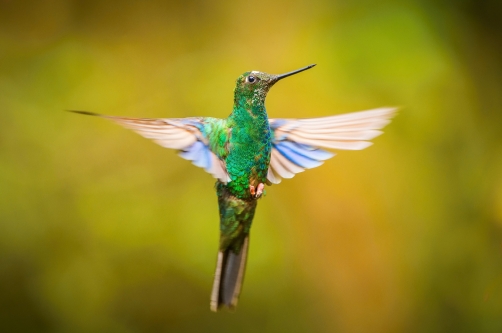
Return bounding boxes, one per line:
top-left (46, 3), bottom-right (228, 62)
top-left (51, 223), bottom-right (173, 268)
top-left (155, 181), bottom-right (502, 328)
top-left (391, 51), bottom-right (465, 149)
top-left (210, 235), bottom-right (249, 311)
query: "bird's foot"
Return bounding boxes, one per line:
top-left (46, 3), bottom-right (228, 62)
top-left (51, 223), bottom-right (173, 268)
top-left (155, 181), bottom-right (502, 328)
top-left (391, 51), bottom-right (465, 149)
top-left (250, 183), bottom-right (265, 198)
top-left (256, 183), bottom-right (264, 198)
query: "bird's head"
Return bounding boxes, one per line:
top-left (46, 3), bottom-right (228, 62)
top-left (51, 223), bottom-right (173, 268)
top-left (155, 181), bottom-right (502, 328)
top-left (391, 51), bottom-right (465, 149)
top-left (233, 64), bottom-right (316, 107)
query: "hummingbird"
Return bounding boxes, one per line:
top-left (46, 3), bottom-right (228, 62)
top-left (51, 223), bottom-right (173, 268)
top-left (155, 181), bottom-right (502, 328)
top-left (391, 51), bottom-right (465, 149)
top-left (71, 64), bottom-right (396, 311)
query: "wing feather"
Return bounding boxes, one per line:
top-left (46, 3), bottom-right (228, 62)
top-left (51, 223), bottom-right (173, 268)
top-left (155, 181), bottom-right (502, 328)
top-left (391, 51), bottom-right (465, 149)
top-left (269, 149), bottom-right (295, 179)
top-left (73, 111), bottom-right (231, 183)
top-left (272, 148), bottom-right (305, 174)
top-left (267, 107), bottom-right (397, 184)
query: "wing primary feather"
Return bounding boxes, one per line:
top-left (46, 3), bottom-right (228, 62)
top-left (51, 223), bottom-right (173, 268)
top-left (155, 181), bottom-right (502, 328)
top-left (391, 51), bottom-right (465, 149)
top-left (293, 107), bottom-right (397, 124)
top-left (179, 141), bottom-right (205, 160)
top-left (278, 141), bottom-right (334, 161)
top-left (274, 143), bottom-right (323, 169)
top-left (153, 135), bottom-right (197, 150)
top-left (284, 133), bottom-right (373, 150)
top-left (272, 147), bottom-right (305, 173)
top-left (270, 150), bottom-right (295, 179)
top-left (286, 130), bottom-right (383, 141)
top-left (267, 168), bottom-right (281, 184)
top-left (67, 110), bottom-right (101, 117)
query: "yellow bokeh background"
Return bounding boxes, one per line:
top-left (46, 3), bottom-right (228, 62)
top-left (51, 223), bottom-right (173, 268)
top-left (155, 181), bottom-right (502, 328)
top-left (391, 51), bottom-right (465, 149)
top-left (1, 1), bottom-right (501, 332)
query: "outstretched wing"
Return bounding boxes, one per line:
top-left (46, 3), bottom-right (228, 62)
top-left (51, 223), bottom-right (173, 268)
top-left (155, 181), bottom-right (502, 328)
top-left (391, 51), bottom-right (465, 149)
top-left (267, 107), bottom-right (397, 184)
top-left (71, 111), bottom-right (231, 183)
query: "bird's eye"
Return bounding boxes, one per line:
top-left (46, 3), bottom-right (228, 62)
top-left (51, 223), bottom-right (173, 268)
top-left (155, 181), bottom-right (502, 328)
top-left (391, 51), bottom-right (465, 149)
top-left (247, 75), bottom-right (256, 83)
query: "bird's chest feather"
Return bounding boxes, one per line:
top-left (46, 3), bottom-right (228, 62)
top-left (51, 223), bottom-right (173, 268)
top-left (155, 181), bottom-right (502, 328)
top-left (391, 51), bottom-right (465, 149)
top-left (225, 120), bottom-right (271, 199)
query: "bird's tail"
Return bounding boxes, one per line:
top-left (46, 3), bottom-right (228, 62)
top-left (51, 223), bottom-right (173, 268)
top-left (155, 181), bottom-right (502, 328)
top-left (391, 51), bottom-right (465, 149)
top-left (210, 235), bottom-right (249, 311)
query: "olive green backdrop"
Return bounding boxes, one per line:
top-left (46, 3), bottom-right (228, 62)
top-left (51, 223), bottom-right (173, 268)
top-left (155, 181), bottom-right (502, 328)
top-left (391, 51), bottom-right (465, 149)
top-left (1, 1), bottom-right (501, 332)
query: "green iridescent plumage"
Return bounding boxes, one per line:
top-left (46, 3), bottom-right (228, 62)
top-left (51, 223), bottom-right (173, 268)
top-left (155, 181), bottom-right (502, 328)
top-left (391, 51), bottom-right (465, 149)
top-left (71, 64), bottom-right (397, 312)
top-left (225, 71), bottom-right (274, 199)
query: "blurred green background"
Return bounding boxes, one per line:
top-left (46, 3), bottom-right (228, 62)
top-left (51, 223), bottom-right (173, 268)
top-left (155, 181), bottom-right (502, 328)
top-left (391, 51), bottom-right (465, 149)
top-left (1, 0), bottom-right (502, 332)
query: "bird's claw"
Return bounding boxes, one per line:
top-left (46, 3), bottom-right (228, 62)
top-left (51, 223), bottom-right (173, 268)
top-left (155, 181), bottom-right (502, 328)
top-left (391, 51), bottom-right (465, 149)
top-left (250, 183), bottom-right (265, 198)
top-left (256, 183), bottom-right (264, 197)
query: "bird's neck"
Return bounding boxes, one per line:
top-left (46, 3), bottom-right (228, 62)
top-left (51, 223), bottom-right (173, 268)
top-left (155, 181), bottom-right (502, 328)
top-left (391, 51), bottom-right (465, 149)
top-left (229, 92), bottom-right (268, 125)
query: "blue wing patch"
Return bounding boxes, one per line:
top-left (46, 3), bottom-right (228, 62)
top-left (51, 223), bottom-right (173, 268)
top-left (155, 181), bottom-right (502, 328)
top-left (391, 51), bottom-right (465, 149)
top-left (274, 141), bottom-right (333, 168)
top-left (179, 141), bottom-right (211, 171)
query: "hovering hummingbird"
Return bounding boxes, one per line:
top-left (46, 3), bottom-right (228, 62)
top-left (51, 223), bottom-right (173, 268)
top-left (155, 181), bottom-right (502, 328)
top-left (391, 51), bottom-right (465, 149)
top-left (71, 64), bottom-right (396, 311)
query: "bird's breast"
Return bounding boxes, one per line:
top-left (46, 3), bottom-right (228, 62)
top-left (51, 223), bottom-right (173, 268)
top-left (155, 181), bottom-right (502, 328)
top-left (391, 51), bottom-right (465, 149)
top-left (224, 121), bottom-right (271, 199)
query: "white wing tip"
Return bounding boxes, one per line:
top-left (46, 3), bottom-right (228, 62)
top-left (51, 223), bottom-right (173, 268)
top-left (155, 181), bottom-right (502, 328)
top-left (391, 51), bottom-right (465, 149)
top-left (374, 106), bottom-right (399, 117)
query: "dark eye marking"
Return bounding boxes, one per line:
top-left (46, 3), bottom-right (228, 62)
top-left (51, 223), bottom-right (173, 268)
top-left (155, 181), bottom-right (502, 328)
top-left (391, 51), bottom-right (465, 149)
top-left (247, 75), bottom-right (256, 83)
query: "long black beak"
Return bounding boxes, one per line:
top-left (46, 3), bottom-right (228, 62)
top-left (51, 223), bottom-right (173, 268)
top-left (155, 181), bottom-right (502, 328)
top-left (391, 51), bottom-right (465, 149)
top-left (273, 64), bottom-right (316, 82)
